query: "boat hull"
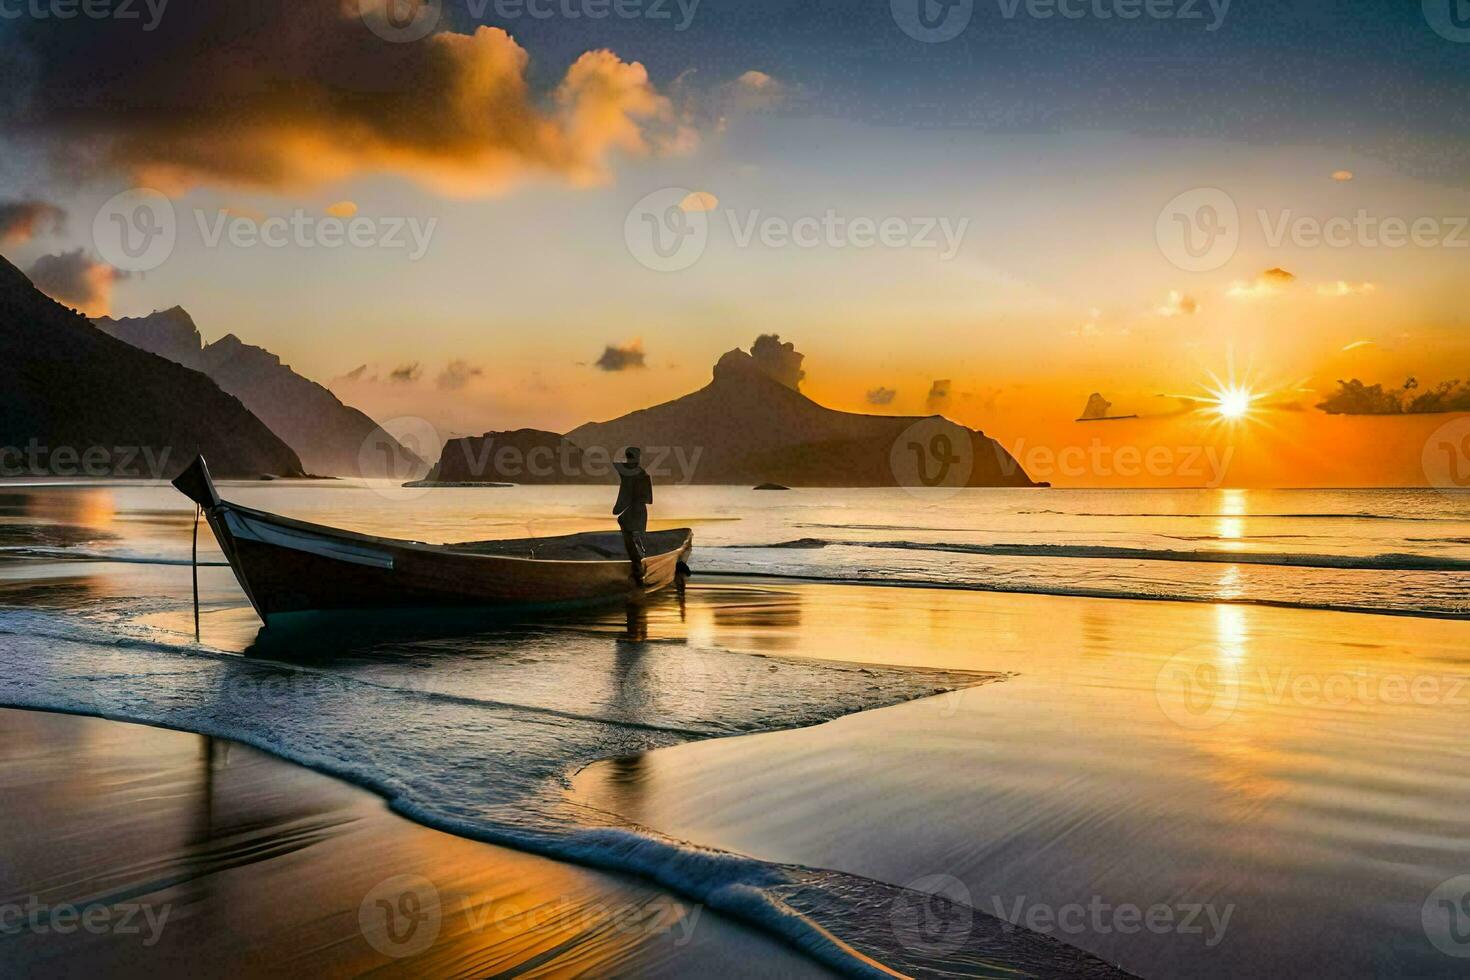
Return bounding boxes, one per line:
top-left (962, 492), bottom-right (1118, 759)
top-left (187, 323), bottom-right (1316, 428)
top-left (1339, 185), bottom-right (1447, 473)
top-left (173, 456), bottom-right (691, 623)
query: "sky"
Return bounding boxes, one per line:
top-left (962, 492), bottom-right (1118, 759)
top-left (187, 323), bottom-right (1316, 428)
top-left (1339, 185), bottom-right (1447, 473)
top-left (1, 0), bottom-right (1468, 486)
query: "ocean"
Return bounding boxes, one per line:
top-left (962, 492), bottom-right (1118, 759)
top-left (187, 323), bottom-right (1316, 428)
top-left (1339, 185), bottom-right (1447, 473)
top-left (2, 481), bottom-right (1468, 976)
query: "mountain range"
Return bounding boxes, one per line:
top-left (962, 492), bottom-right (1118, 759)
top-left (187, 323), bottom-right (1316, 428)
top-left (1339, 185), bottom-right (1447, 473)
top-left (93, 308), bottom-right (423, 478)
top-left (0, 256), bottom-right (304, 479)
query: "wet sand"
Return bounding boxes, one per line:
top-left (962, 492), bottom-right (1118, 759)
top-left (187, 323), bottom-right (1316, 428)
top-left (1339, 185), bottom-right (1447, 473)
top-left (0, 707), bottom-right (835, 978)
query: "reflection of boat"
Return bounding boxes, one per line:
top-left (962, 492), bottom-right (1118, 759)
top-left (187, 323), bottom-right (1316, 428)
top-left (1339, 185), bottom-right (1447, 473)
top-left (1075, 392), bottom-right (1138, 422)
top-left (171, 456), bottom-right (692, 624)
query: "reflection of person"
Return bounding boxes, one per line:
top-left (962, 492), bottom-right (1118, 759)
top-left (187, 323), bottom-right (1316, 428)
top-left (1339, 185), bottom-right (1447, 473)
top-left (613, 447), bottom-right (653, 583)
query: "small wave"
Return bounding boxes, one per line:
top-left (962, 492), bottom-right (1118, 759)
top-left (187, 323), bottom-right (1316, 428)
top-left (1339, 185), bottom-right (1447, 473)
top-left (1018, 509), bottom-right (1442, 522)
top-left (693, 569), bottom-right (1470, 620)
top-left (717, 539), bottom-right (1470, 572)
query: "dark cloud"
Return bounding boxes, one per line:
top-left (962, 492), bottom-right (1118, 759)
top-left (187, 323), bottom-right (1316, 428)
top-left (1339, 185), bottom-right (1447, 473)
top-left (0, 200), bottom-right (64, 243)
top-left (26, 249), bottom-right (125, 316)
top-left (866, 386), bottom-right (897, 406)
top-left (1318, 377), bottom-right (1470, 415)
top-left (1262, 267), bottom-right (1296, 283)
top-left (595, 341), bottom-right (646, 372)
top-left (388, 362), bottom-right (422, 384)
top-left (750, 334), bottom-right (804, 390)
top-left (925, 379), bottom-right (952, 413)
top-left (340, 364), bottom-right (369, 382)
top-left (0, 2), bottom-right (681, 195)
top-left (436, 359), bottom-right (483, 390)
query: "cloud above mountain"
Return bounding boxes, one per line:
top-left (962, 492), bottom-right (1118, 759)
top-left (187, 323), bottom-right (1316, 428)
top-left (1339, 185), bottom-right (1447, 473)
top-left (866, 386), bottom-right (897, 405)
top-left (0, 201), bottom-right (64, 244)
top-left (436, 360), bottom-right (483, 390)
top-left (595, 340), bottom-right (647, 372)
top-left (750, 334), bottom-right (805, 390)
top-left (26, 250), bottom-right (125, 316)
top-left (0, 2), bottom-right (687, 195)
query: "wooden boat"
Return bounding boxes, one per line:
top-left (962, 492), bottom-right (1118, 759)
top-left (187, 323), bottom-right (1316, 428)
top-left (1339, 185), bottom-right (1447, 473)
top-left (171, 456), bottom-right (692, 623)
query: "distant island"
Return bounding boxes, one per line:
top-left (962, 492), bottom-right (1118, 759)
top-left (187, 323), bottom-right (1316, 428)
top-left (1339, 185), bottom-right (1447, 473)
top-left (414, 340), bottom-right (1038, 488)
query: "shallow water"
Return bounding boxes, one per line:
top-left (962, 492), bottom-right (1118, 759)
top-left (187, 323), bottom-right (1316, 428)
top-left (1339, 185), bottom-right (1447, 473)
top-left (573, 585), bottom-right (1470, 977)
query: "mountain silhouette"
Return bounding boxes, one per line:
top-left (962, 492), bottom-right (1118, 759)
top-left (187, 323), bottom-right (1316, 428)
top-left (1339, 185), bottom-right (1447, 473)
top-left (0, 256), bottom-right (304, 478)
top-left (94, 308), bottom-right (423, 478)
top-left (563, 345), bottom-right (1037, 487)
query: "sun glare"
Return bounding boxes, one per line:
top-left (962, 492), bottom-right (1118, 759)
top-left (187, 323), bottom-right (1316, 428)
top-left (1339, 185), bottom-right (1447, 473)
top-left (1212, 385), bottom-right (1255, 420)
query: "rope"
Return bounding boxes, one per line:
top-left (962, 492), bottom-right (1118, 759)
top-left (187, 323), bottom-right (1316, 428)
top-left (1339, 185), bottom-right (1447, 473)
top-left (192, 504), bottom-right (201, 642)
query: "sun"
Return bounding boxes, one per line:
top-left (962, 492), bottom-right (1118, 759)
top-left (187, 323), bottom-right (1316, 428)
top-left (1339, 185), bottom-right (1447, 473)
top-left (1211, 385), bottom-right (1255, 420)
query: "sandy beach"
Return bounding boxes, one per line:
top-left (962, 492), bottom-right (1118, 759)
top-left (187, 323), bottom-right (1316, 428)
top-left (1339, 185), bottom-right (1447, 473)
top-left (0, 707), bottom-right (836, 978)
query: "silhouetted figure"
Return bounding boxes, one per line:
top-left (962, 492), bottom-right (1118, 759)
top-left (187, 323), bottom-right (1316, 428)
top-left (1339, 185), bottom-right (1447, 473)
top-left (613, 447), bottom-right (652, 583)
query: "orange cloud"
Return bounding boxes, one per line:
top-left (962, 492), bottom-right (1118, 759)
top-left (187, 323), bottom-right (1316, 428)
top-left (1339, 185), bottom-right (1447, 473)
top-left (8, 5), bottom-right (685, 197)
top-left (1156, 291), bottom-right (1198, 317)
top-left (1228, 267), bottom-right (1296, 299)
top-left (0, 201), bottom-right (64, 244)
top-left (26, 250), bottom-right (125, 317)
top-left (325, 200), bottom-right (358, 218)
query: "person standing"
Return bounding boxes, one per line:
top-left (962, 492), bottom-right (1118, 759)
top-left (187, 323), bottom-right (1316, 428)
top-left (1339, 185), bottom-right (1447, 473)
top-left (613, 447), bottom-right (653, 583)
